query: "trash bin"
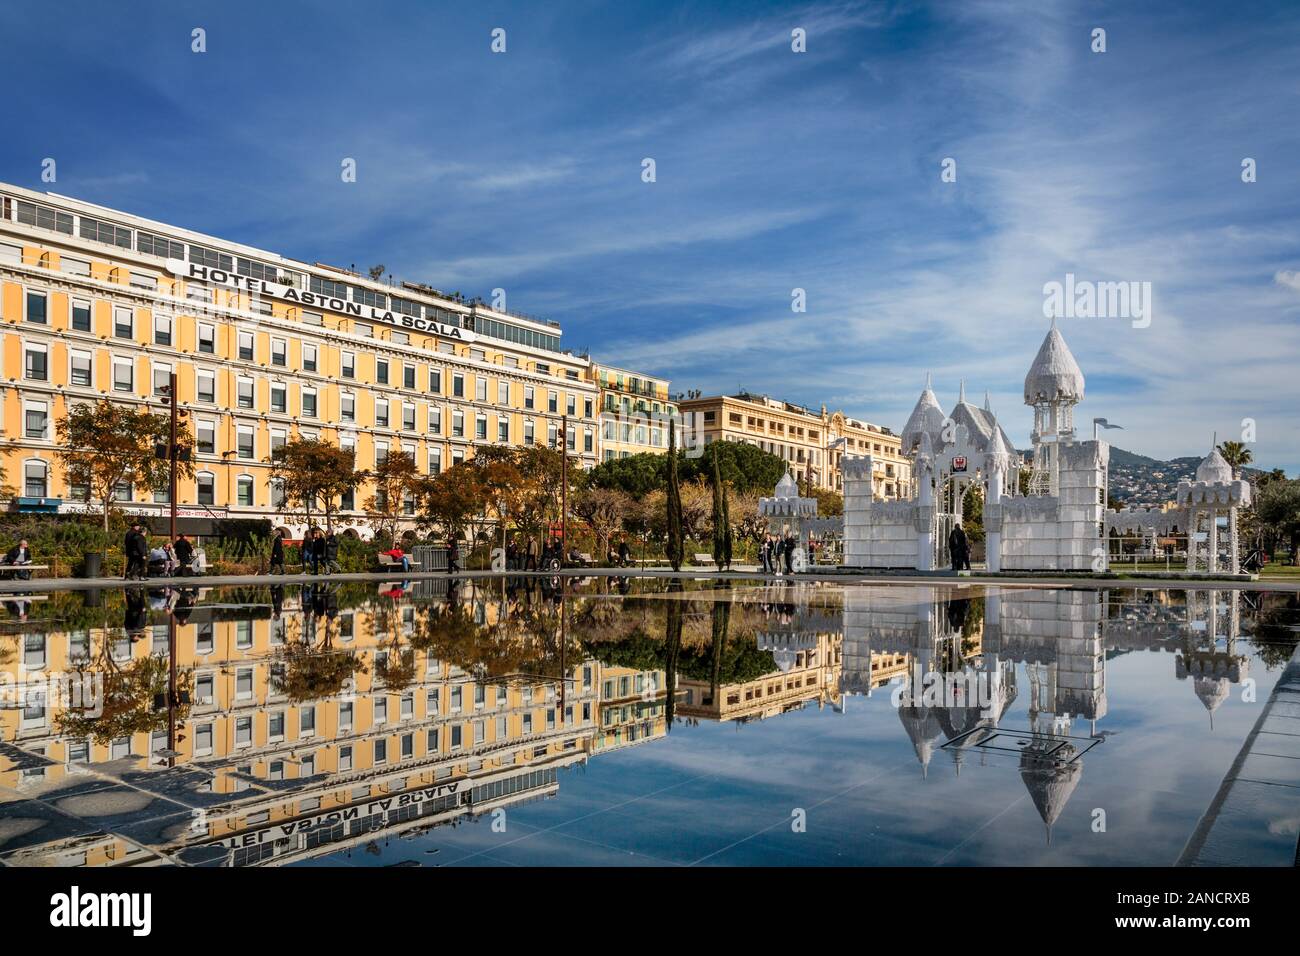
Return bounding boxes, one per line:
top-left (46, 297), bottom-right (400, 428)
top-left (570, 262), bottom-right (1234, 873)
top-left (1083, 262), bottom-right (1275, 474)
top-left (81, 551), bottom-right (103, 578)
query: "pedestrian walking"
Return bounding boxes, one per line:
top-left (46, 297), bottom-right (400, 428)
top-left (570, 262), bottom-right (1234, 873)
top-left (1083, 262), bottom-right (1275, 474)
top-left (269, 529), bottom-right (286, 575)
top-left (447, 536), bottom-right (460, 574)
top-left (526, 535), bottom-right (538, 571)
top-left (324, 531), bottom-right (340, 574)
top-left (948, 523), bottom-right (971, 571)
top-left (124, 523), bottom-right (149, 580)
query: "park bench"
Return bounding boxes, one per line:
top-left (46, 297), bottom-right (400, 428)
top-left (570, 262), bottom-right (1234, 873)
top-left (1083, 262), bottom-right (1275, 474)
top-left (375, 552), bottom-right (421, 571)
top-left (575, 552), bottom-right (594, 567)
top-left (693, 553), bottom-right (717, 567)
top-left (0, 564), bottom-right (49, 579)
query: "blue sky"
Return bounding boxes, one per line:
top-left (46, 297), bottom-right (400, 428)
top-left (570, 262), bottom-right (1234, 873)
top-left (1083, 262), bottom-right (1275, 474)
top-left (3, 0), bottom-right (1298, 470)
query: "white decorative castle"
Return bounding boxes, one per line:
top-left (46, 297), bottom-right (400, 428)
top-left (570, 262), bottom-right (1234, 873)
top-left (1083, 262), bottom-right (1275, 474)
top-left (843, 322), bottom-right (1109, 572)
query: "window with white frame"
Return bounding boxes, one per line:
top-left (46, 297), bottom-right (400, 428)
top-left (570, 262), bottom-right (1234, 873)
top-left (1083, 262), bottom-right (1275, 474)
top-left (23, 460), bottom-right (48, 497)
top-left (24, 342), bottom-right (47, 381)
top-left (196, 472), bottom-right (215, 505)
top-left (153, 314), bottom-right (172, 346)
top-left (197, 322), bottom-right (216, 353)
top-left (196, 420), bottom-right (215, 455)
top-left (25, 289), bottom-right (47, 324)
top-left (112, 357), bottom-right (133, 392)
top-left (196, 369), bottom-right (215, 403)
top-left (70, 349), bottom-right (92, 387)
top-left (114, 307), bottom-right (133, 339)
top-left (71, 297), bottom-right (92, 332)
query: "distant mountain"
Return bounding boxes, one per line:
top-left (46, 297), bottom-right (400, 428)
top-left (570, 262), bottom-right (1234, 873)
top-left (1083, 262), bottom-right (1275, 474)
top-left (1106, 447), bottom-right (1260, 507)
top-left (1014, 445), bottom-right (1261, 507)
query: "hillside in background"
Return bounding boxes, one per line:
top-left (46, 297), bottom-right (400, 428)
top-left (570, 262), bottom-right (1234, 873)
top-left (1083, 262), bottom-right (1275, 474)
top-left (1014, 446), bottom-right (1265, 508)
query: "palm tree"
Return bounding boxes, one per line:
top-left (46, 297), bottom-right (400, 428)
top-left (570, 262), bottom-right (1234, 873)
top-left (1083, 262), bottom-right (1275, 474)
top-left (1217, 440), bottom-right (1253, 479)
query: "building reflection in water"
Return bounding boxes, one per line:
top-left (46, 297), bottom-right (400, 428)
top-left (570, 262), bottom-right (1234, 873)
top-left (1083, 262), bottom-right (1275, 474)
top-left (0, 578), bottom-right (1270, 865)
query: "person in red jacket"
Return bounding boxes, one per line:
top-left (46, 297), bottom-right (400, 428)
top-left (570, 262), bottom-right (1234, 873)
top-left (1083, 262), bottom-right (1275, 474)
top-left (385, 546), bottom-right (410, 572)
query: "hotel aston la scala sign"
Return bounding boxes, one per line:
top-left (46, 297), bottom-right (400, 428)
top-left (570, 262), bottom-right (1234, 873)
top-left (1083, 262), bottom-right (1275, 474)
top-left (166, 259), bottom-right (477, 341)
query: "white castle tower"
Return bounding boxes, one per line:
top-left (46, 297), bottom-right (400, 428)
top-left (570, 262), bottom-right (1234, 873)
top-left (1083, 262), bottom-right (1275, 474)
top-left (1024, 319), bottom-right (1085, 496)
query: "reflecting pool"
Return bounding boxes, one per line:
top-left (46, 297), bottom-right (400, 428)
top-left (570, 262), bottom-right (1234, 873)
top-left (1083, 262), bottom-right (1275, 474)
top-left (1, 577), bottom-right (1296, 866)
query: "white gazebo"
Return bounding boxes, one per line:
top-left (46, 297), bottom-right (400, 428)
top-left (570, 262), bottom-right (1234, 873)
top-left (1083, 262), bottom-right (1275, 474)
top-left (759, 471), bottom-right (822, 571)
top-left (1176, 445), bottom-right (1252, 573)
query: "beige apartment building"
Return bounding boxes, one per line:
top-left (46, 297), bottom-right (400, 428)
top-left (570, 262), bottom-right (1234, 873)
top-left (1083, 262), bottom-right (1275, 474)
top-left (679, 392), bottom-right (910, 499)
top-left (589, 361), bottom-right (678, 461)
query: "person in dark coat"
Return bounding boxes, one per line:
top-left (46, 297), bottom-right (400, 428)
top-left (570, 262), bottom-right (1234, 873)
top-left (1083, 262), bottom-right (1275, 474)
top-left (617, 536), bottom-right (631, 568)
top-left (124, 524), bottom-right (149, 580)
top-left (269, 529), bottom-right (286, 575)
top-left (324, 532), bottom-right (340, 574)
top-left (2, 539), bottom-right (33, 580)
top-left (447, 537), bottom-right (460, 574)
top-left (311, 530), bottom-right (327, 575)
top-left (948, 523), bottom-right (970, 571)
top-left (784, 533), bottom-right (796, 574)
top-left (173, 535), bottom-right (194, 575)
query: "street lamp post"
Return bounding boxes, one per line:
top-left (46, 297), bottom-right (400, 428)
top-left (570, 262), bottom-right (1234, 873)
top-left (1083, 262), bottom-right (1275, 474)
top-left (558, 415), bottom-right (568, 570)
top-left (168, 372), bottom-right (178, 542)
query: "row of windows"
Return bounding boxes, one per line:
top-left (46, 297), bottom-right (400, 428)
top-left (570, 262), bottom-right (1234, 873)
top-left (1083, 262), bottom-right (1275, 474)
top-left (14, 287), bottom-right (595, 408)
top-left (6, 197), bottom-right (569, 355)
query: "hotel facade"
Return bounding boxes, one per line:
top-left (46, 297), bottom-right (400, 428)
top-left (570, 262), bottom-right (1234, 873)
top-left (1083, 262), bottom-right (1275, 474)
top-left (0, 183), bottom-right (620, 537)
top-left (679, 392), bottom-right (910, 499)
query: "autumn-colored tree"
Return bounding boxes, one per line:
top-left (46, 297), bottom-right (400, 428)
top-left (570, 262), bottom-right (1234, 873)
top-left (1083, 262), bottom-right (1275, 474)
top-left (56, 640), bottom-right (193, 746)
top-left (268, 437), bottom-right (357, 532)
top-left (364, 450), bottom-right (422, 541)
top-left (58, 400), bottom-right (194, 531)
top-left (420, 462), bottom-right (489, 541)
top-left (572, 486), bottom-right (633, 561)
top-left (730, 491), bottom-right (767, 544)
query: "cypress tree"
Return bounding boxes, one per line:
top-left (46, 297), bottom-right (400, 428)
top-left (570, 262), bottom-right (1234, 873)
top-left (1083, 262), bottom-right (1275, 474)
top-left (666, 421), bottom-right (684, 572)
top-left (711, 445), bottom-right (726, 569)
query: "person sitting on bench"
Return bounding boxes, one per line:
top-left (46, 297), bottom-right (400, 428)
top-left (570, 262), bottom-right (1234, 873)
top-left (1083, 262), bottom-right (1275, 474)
top-left (384, 546), bottom-right (411, 572)
top-left (173, 534), bottom-right (195, 575)
top-left (2, 539), bottom-right (33, 580)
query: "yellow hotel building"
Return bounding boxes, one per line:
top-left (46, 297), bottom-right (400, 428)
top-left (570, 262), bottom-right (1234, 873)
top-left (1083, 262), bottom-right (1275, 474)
top-left (0, 182), bottom-right (604, 537)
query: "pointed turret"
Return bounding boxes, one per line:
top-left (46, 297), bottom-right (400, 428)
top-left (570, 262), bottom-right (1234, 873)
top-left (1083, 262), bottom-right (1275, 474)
top-left (901, 376), bottom-right (946, 457)
top-left (1024, 325), bottom-right (1085, 405)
